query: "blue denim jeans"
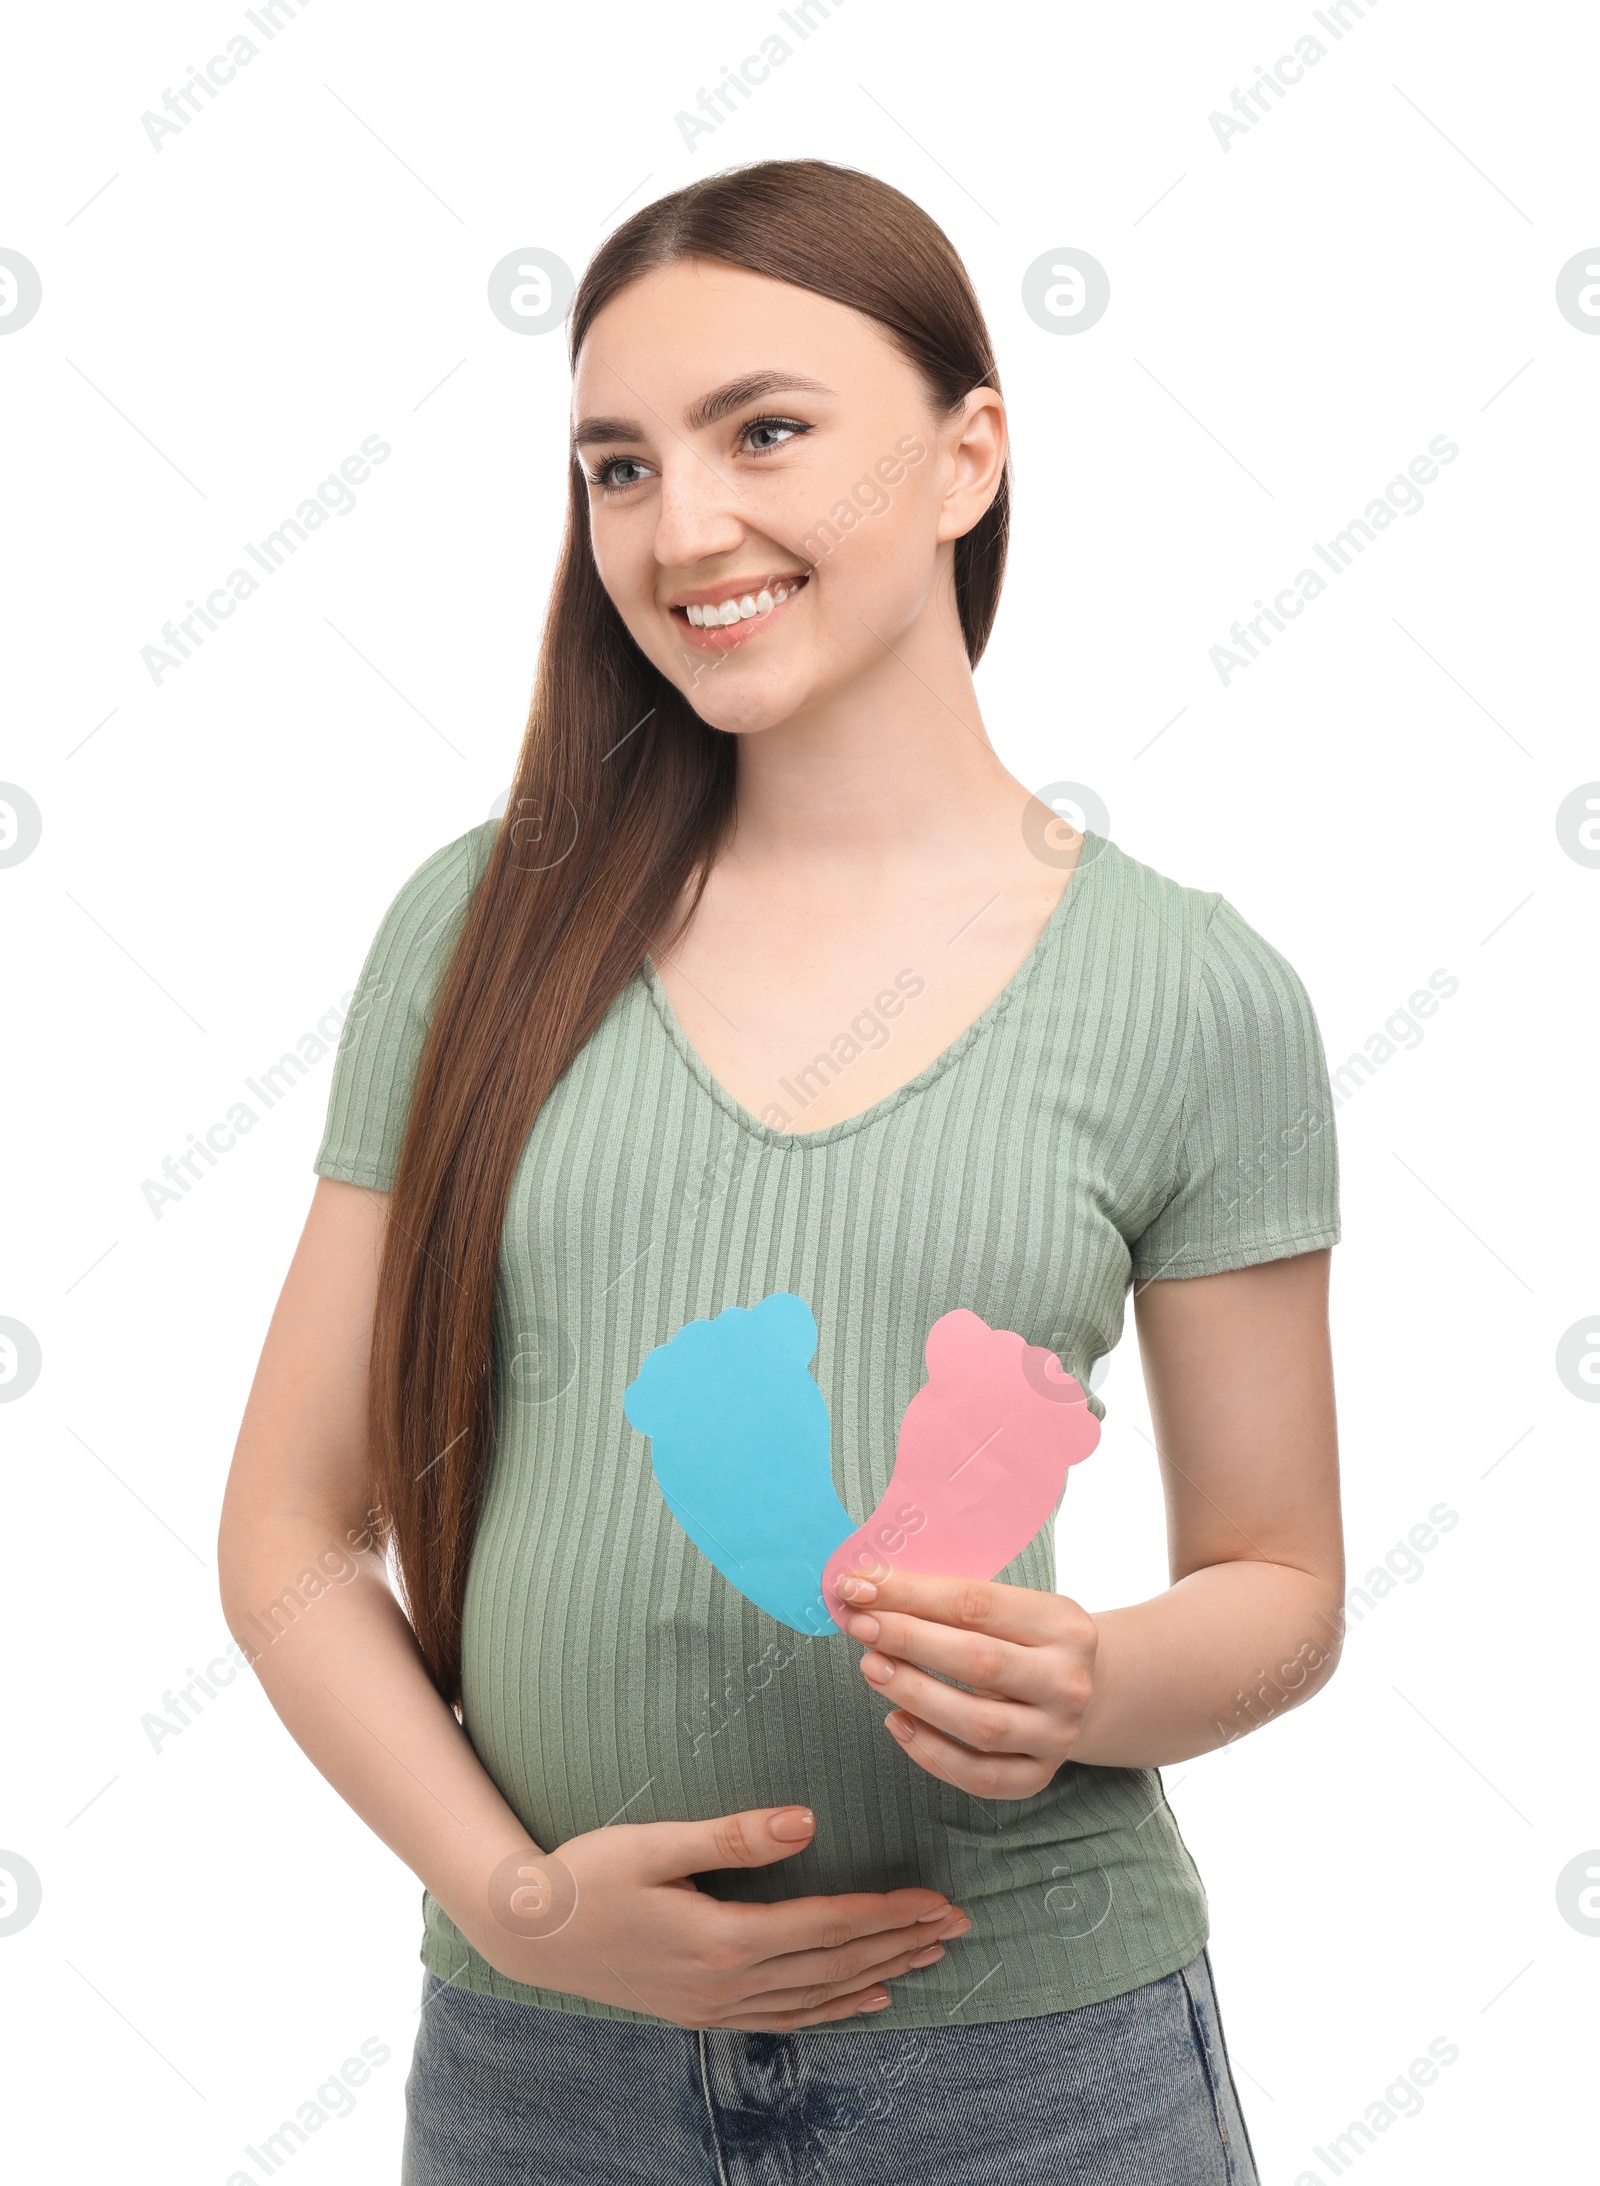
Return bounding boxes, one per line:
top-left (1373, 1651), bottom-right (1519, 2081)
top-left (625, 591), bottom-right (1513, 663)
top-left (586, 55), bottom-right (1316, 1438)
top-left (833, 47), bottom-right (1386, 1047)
top-left (401, 1948), bottom-right (1260, 2184)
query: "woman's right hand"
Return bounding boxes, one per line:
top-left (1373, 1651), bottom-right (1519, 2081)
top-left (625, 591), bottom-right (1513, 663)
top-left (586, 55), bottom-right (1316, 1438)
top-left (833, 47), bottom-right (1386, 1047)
top-left (474, 1805), bottom-right (971, 2030)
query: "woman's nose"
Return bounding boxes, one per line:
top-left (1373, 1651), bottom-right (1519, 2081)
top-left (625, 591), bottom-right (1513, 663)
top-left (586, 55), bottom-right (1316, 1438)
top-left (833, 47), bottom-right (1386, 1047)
top-left (651, 450), bottom-right (748, 571)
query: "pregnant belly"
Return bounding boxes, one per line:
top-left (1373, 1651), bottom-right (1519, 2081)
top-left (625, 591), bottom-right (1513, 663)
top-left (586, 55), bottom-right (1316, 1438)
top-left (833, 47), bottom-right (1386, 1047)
top-left (457, 1531), bottom-right (973, 1898)
top-left (457, 1436), bottom-right (1069, 1906)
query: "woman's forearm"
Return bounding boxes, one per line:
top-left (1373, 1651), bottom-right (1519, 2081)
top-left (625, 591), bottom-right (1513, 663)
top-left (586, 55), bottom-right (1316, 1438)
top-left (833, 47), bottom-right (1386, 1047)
top-left (219, 1511), bottom-right (536, 1959)
top-left (1070, 1558), bottom-right (1343, 1768)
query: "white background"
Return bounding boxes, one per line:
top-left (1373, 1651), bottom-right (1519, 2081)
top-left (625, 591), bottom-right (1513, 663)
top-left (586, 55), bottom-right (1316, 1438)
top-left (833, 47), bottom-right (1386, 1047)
top-left (3, 2), bottom-right (1596, 2179)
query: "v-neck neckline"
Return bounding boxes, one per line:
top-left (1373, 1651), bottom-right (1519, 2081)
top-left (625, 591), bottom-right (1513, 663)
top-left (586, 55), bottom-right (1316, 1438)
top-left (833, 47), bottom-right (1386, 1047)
top-left (639, 833), bottom-right (1105, 1151)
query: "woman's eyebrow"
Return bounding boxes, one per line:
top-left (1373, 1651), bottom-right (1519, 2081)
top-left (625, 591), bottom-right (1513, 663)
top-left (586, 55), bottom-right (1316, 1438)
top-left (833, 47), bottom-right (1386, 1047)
top-left (683, 370), bottom-right (833, 431)
top-left (571, 370), bottom-right (834, 452)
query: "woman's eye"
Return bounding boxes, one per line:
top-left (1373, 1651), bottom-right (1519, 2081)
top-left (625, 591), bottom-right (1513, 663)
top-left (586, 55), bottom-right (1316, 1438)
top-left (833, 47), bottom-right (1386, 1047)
top-left (742, 416), bottom-right (807, 455)
top-left (591, 456), bottom-right (651, 492)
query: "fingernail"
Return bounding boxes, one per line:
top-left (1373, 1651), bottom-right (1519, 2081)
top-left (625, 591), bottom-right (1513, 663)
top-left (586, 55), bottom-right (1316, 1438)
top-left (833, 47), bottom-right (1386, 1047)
top-left (910, 1944), bottom-right (945, 1968)
top-left (859, 1991), bottom-right (891, 2012)
top-left (917, 1903), bottom-right (953, 1921)
top-left (838, 1576), bottom-right (878, 1602)
top-left (884, 1713), bottom-right (912, 1739)
top-left (847, 1614), bottom-right (880, 1642)
top-left (768, 1807), bottom-right (815, 1841)
top-left (861, 1653), bottom-right (894, 1683)
top-left (937, 1916), bottom-right (970, 1938)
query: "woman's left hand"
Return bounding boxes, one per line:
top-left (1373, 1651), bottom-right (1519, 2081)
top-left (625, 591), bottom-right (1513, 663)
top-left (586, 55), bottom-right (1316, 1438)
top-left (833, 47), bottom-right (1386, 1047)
top-left (837, 1569), bottom-right (1098, 1799)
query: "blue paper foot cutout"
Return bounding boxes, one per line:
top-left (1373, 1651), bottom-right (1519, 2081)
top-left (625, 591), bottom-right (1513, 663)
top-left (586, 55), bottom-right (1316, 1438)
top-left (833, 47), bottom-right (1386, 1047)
top-left (623, 1292), bottom-right (854, 1634)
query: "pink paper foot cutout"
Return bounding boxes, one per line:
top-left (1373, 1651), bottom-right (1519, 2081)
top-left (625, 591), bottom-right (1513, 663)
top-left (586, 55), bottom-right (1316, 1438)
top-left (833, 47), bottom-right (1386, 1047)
top-left (821, 1309), bottom-right (1100, 1631)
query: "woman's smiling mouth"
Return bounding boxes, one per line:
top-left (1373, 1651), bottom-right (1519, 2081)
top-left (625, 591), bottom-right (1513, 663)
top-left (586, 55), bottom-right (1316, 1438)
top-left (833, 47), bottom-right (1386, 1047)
top-left (668, 571), bottom-right (810, 654)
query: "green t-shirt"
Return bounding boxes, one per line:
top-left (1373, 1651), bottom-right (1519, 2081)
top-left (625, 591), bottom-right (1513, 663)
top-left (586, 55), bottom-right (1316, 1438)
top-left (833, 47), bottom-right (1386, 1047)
top-left (314, 822), bottom-right (1339, 2027)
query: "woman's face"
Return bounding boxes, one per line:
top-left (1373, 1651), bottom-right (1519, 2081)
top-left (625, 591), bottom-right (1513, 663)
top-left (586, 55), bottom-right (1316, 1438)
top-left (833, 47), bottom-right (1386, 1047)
top-left (571, 258), bottom-right (1003, 735)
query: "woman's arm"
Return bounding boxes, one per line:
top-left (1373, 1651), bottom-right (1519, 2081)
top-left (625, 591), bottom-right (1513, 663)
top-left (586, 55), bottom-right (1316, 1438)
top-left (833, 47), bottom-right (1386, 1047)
top-left (216, 1178), bottom-right (542, 1934)
top-left (836, 1248), bottom-right (1344, 1784)
top-left (1076, 1244), bottom-right (1343, 1763)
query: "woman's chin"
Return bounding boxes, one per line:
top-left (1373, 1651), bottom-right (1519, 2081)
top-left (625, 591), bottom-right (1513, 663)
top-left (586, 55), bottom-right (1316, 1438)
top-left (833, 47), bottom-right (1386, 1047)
top-left (679, 668), bottom-right (820, 739)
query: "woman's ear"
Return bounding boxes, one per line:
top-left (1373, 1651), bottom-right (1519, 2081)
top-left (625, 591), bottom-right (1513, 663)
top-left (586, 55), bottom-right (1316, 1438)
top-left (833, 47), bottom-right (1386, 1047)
top-left (935, 387), bottom-right (1007, 544)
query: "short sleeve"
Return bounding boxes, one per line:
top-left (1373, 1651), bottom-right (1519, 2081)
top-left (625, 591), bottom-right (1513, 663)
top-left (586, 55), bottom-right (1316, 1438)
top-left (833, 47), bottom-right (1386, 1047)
top-left (1130, 897), bottom-right (1340, 1281)
top-left (312, 823), bottom-right (496, 1191)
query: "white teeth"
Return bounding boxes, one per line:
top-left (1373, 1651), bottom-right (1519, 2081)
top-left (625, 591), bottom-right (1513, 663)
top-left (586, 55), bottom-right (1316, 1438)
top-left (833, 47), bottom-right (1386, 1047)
top-left (681, 576), bottom-right (805, 628)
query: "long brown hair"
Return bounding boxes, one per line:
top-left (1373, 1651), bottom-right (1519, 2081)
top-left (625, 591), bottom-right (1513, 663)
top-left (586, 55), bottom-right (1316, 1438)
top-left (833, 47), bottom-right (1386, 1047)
top-left (368, 157), bottom-right (1011, 1703)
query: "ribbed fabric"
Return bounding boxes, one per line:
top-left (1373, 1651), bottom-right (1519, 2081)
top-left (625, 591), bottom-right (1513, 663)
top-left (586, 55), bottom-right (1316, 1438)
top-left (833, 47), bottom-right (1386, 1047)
top-left (314, 824), bottom-right (1339, 2029)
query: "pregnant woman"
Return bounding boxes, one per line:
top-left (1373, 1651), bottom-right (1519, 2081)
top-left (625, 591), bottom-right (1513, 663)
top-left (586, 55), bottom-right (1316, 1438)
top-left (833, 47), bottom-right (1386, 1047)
top-left (219, 158), bottom-right (1344, 2184)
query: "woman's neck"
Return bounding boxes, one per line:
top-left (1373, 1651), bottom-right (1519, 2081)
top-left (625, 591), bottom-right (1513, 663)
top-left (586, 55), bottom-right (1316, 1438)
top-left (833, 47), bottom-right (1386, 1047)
top-left (716, 616), bottom-right (1026, 887)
